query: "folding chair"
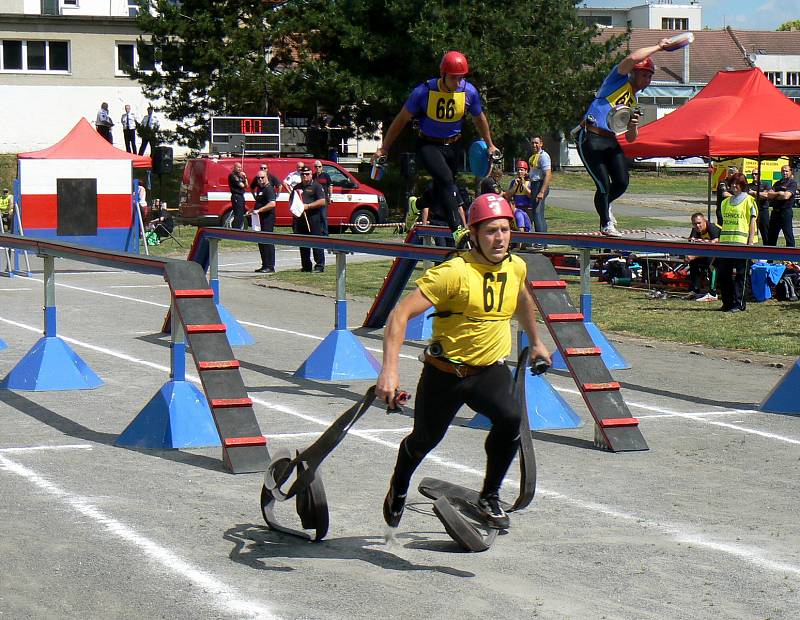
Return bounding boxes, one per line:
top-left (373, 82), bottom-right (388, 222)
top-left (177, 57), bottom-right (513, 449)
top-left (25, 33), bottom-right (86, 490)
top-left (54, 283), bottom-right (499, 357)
top-left (154, 219), bottom-right (183, 247)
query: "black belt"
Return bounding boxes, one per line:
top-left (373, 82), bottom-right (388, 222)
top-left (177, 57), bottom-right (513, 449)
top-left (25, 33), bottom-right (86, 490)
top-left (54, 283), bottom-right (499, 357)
top-left (424, 353), bottom-right (490, 377)
top-left (418, 133), bottom-right (463, 145)
top-left (579, 121), bottom-right (616, 139)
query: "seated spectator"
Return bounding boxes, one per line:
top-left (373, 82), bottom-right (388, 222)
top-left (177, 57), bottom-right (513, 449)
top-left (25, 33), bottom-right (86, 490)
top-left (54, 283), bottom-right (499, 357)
top-left (514, 205), bottom-right (532, 233)
top-left (478, 165), bottom-right (504, 196)
top-left (686, 213), bottom-right (720, 301)
top-left (147, 200), bottom-right (174, 239)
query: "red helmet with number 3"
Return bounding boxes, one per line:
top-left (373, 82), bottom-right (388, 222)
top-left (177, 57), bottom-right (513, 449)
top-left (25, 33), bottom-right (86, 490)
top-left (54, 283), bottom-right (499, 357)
top-left (632, 57), bottom-right (655, 74)
top-left (440, 51), bottom-right (469, 77)
top-left (467, 193), bottom-right (515, 228)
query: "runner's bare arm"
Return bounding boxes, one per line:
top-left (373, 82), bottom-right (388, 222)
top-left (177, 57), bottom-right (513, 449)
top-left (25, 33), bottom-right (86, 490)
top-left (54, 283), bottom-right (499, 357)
top-left (376, 288), bottom-right (434, 403)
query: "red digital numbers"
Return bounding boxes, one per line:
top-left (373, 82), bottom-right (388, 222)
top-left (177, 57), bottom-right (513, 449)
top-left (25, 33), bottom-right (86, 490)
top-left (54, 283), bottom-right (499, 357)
top-left (240, 118), bottom-right (263, 134)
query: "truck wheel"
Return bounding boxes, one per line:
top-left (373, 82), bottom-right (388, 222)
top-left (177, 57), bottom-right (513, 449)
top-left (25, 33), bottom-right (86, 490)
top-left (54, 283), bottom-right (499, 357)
top-left (350, 209), bottom-right (376, 234)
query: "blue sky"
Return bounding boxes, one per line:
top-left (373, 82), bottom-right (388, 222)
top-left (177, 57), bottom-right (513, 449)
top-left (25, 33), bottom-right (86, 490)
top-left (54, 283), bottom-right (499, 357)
top-left (582, 0), bottom-right (792, 31)
top-left (702, 0), bottom-right (789, 30)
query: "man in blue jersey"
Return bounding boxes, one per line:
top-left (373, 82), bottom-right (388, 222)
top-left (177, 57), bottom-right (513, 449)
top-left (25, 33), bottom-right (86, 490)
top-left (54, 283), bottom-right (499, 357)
top-left (576, 40), bottom-right (670, 236)
top-left (375, 51), bottom-right (500, 244)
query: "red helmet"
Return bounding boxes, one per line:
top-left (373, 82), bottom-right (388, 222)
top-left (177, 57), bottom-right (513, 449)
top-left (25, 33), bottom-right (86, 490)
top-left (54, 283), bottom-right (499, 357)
top-left (440, 51), bottom-right (469, 77)
top-left (516, 160), bottom-right (529, 171)
top-left (633, 57), bottom-right (655, 74)
top-left (467, 194), bottom-right (514, 228)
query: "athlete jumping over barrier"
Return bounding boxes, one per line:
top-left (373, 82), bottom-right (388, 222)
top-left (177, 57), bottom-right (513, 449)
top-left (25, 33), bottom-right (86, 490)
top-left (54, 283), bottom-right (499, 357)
top-left (576, 35), bottom-right (687, 237)
top-left (376, 193), bottom-right (551, 533)
top-left (374, 51), bottom-right (501, 246)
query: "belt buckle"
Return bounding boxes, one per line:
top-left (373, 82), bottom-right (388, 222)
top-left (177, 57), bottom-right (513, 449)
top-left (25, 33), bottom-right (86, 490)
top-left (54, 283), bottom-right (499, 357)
top-left (454, 364), bottom-right (467, 378)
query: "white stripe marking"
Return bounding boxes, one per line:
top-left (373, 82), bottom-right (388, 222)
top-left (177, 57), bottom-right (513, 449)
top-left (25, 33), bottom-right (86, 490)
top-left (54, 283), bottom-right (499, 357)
top-left (0, 315), bottom-right (797, 576)
top-left (0, 444), bottom-right (93, 453)
top-left (107, 284), bottom-right (169, 289)
top-left (0, 288), bottom-right (34, 291)
top-left (0, 454), bottom-right (278, 619)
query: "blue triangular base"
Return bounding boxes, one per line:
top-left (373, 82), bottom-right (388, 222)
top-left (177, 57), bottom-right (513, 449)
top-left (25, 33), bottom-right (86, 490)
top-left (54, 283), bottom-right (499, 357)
top-left (0, 336), bottom-right (103, 391)
top-left (0, 338), bottom-right (6, 351)
top-left (760, 359), bottom-right (800, 415)
top-left (294, 329), bottom-right (381, 381)
top-left (216, 303), bottom-right (255, 347)
top-left (405, 306), bottom-right (434, 341)
top-left (115, 380), bottom-right (221, 449)
top-left (468, 371), bottom-right (582, 431)
top-left (551, 321), bottom-right (630, 370)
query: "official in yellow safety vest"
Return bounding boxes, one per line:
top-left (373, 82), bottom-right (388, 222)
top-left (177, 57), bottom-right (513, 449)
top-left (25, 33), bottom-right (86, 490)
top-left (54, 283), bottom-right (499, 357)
top-left (717, 172), bottom-right (758, 313)
top-left (0, 188), bottom-right (14, 232)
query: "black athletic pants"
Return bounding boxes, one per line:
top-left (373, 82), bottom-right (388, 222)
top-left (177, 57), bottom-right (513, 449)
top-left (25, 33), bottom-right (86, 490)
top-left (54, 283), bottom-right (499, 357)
top-left (258, 211), bottom-right (275, 269)
top-left (231, 193), bottom-right (246, 229)
top-left (689, 257), bottom-right (715, 294)
top-left (717, 258), bottom-right (749, 310)
top-left (390, 362), bottom-right (522, 498)
top-left (767, 207), bottom-right (795, 247)
top-left (417, 139), bottom-right (463, 232)
top-left (576, 128), bottom-right (629, 228)
top-left (293, 211), bottom-right (325, 270)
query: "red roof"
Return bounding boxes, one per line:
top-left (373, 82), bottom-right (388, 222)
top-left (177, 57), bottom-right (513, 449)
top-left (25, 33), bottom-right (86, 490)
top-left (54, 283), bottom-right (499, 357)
top-left (759, 130), bottom-right (800, 157)
top-left (18, 118), bottom-right (152, 168)
top-left (621, 68), bottom-right (800, 158)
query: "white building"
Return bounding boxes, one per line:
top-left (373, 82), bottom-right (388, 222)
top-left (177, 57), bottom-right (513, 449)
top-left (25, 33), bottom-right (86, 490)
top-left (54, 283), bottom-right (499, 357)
top-left (579, 0), bottom-right (701, 31)
top-left (0, 0), bottom-right (177, 154)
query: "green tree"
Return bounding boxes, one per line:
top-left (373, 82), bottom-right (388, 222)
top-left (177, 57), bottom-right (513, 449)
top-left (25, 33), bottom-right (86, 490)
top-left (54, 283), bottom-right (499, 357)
top-left (776, 19), bottom-right (800, 31)
top-left (133, 0), bottom-right (275, 148)
top-left (133, 0), bottom-right (626, 151)
top-left (268, 0), bottom-right (627, 149)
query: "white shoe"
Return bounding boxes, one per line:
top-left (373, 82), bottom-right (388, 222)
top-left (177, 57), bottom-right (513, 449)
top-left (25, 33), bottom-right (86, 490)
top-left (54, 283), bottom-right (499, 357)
top-left (697, 293), bottom-right (718, 302)
top-left (608, 209), bottom-right (617, 225)
top-left (601, 224), bottom-right (623, 237)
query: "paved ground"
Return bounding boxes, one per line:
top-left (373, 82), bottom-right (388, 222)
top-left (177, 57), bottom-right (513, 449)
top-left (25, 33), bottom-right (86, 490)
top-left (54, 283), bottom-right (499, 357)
top-left (1, 246), bottom-right (799, 619)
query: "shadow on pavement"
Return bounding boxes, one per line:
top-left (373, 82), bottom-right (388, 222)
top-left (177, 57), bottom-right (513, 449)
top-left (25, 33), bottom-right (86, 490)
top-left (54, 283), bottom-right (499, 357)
top-left (224, 523), bottom-right (475, 577)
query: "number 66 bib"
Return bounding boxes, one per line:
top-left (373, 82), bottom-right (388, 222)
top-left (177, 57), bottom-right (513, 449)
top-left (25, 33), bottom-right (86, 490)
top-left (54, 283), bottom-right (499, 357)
top-left (426, 90), bottom-right (466, 123)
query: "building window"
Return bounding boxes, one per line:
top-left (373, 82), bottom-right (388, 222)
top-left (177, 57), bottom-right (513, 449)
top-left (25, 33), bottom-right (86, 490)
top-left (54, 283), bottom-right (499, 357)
top-left (765, 71), bottom-right (783, 86)
top-left (128, 0), bottom-right (139, 17)
top-left (116, 42), bottom-right (155, 75)
top-left (662, 17), bottom-right (689, 30)
top-left (786, 72), bottom-right (800, 86)
top-left (0, 40), bottom-right (70, 72)
top-left (62, 0), bottom-right (78, 6)
top-left (580, 15), bottom-right (612, 27)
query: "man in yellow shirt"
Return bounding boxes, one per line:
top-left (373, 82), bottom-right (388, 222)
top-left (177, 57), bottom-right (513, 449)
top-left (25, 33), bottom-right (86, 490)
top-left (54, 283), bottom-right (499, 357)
top-left (0, 188), bottom-right (14, 232)
top-left (376, 193), bottom-right (550, 530)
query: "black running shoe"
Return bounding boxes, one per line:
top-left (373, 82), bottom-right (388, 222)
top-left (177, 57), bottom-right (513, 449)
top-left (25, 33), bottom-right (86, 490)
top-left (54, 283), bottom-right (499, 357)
top-left (383, 484), bottom-right (407, 528)
top-left (477, 493), bottom-right (510, 529)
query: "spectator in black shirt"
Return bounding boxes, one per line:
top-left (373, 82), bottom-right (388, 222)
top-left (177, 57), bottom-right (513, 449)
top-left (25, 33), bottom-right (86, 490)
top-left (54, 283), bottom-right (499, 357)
top-left (228, 162), bottom-right (248, 229)
top-left (686, 212), bottom-right (721, 301)
top-left (293, 167), bottom-right (327, 272)
top-left (761, 164), bottom-right (797, 247)
top-left (250, 163), bottom-right (282, 194)
top-left (250, 171), bottom-right (277, 273)
top-left (478, 165), bottom-right (504, 196)
top-left (748, 170), bottom-right (771, 245)
top-left (715, 166), bottom-right (736, 225)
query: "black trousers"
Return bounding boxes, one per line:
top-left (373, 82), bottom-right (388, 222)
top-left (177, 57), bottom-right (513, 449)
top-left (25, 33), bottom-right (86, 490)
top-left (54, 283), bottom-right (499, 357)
top-left (230, 194), bottom-right (246, 229)
top-left (390, 362), bottom-right (522, 498)
top-left (717, 258), bottom-right (749, 310)
top-left (689, 257), bottom-right (715, 294)
top-left (258, 210), bottom-right (275, 269)
top-left (138, 136), bottom-right (151, 156)
top-left (97, 126), bottom-right (113, 144)
top-left (417, 139), bottom-right (463, 232)
top-left (767, 207), bottom-right (795, 247)
top-left (757, 206), bottom-right (770, 246)
top-left (293, 211), bottom-right (325, 270)
top-left (123, 128), bottom-right (137, 153)
top-left (576, 129), bottom-right (629, 227)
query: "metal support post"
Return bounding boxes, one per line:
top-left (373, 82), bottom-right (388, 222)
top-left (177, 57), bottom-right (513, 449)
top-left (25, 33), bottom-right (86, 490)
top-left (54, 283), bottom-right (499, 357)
top-left (170, 301), bottom-right (186, 381)
top-left (209, 238), bottom-right (220, 303)
top-left (579, 248), bottom-right (592, 320)
top-left (334, 251), bottom-right (347, 330)
top-left (43, 255), bottom-right (56, 337)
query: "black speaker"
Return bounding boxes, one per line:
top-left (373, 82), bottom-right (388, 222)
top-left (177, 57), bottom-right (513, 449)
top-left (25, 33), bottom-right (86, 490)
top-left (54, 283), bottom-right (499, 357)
top-left (400, 152), bottom-right (416, 179)
top-left (152, 146), bottom-right (173, 175)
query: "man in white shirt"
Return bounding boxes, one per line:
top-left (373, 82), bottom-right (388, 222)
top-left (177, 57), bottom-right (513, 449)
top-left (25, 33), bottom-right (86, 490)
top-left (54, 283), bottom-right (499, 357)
top-left (282, 160), bottom-right (305, 194)
top-left (121, 105), bottom-right (137, 153)
top-left (95, 102), bottom-right (114, 144)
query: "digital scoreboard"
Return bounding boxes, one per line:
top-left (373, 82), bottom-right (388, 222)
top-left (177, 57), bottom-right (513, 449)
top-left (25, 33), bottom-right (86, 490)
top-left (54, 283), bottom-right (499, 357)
top-left (210, 116), bottom-right (281, 154)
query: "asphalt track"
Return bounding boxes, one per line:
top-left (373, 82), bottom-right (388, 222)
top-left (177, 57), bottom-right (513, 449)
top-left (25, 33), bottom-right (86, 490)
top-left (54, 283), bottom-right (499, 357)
top-left (1, 246), bottom-right (799, 619)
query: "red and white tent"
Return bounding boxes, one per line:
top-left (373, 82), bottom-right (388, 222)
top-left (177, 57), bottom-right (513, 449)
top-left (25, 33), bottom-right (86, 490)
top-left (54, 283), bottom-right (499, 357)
top-left (17, 119), bottom-right (151, 252)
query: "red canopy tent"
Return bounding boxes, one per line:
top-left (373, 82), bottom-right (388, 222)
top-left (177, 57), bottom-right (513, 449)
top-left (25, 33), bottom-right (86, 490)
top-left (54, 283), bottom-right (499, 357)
top-left (621, 68), bottom-right (800, 159)
top-left (758, 130), bottom-right (800, 157)
top-left (18, 118), bottom-right (152, 168)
